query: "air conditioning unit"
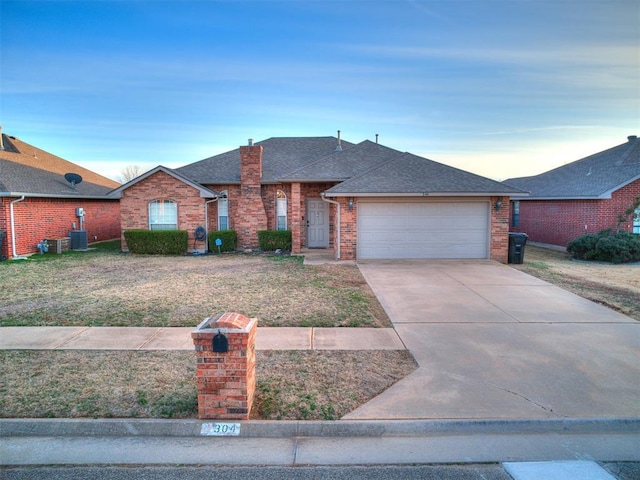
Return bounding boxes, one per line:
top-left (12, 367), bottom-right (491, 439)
top-left (70, 230), bottom-right (88, 250)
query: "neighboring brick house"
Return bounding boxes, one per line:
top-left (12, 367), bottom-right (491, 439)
top-left (505, 135), bottom-right (640, 248)
top-left (110, 135), bottom-right (524, 262)
top-left (0, 130), bottom-right (121, 260)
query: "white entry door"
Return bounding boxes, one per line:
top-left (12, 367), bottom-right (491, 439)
top-left (307, 198), bottom-right (329, 248)
top-left (358, 201), bottom-right (490, 259)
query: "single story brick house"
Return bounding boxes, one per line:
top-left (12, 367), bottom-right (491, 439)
top-left (0, 130), bottom-right (121, 260)
top-left (505, 135), bottom-right (640, 248)
top-left (110, 134), bottom-right (524, 262)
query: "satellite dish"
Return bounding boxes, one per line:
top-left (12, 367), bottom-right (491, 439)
top-left (64, 172), bottom-right (83, 189)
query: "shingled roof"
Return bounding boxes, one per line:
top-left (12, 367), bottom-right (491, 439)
top-left (171, 135), bottom-right (522, 197)
top-left (504, 135), bottom-right (640, 199)
top-left (325, 152), bottom-right (524, 196)
top-left (0, 133), bottom-right (120, 198)
top-left (176, 136), bottom-right (355, 184)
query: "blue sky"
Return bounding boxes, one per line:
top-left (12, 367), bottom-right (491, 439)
top-left (1, 0), bottom-right (638, 181)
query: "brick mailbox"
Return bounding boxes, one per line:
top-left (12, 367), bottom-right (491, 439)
top-left (192, 312), bottom-right (257, 420)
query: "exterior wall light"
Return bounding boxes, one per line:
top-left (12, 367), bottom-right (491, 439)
top-left (495, 198), bottom-right (503, 211)
top-left (348, 197), bottom-right (354, 211)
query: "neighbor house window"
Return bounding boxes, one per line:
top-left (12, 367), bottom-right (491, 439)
top-left (149, 199), bottom-right (177, 230)
top-left (633, 206), bottom-right (640, 234)
top-left (512, 201), bottom-right (520, 228)
top-left (276, 189), bottom-right (287, 230)
top-left (218, 191), bottom-right (229, 230)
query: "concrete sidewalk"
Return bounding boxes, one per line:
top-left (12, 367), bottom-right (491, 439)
top-left (0, 326), bottom-right (404, 351)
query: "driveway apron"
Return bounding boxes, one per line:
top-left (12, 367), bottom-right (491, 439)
top-left (345, 260), bottom-right (640, 420)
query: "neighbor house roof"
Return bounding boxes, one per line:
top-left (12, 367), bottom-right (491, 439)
top-left (504, 135), bottom-right (640, 200)
top-left (325, 152), bottom-right (525, 197)
top-left (0, 133), bottom-right (120, 198)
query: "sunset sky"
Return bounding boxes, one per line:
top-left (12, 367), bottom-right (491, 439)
top-left (2, 0), bottom-right (638, 182)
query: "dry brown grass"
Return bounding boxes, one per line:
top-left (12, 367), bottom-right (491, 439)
top-left (0, 243), bottom-right (389, 328)
top-left (0, 350), bottom-right (417, 420)
top-left (512, 245), bottom-right (640, 321)
top-left (0, 242), bottom-right (417, 420)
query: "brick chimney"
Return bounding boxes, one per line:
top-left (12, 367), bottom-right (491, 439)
top-left (237, 140), bottom-right (268, 248)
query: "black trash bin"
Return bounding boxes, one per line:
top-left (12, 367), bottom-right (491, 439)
top-left (508, 232), bottom-right (528, 264)
top-left (0, 231), bottom-right (6, 261)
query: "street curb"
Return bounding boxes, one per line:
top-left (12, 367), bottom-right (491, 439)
top-left (2, 417), bottom-right (638, 438)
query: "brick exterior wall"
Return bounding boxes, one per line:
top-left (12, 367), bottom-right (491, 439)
top-left (192, 312), bottom-right (257, 420)
top-left (119, 170), bottom-right (206, 251)
top-left (0, 197), bottom-right (120, 260)
top-left (510, 179), bottom-right (640, 247)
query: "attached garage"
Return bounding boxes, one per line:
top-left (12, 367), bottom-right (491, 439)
top-left (357, 199), bottom-right (490, 259)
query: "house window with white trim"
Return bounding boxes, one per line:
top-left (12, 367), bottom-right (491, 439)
top-left (218, 191), bottom-right (229, 230)
top-left (149, 199), bottom-right (177, 230)
top-left (633, 206), bottom-right (640, 234)
top-left (276, 189), bottom-right (287, 230)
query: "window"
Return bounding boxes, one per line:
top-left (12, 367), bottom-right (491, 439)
top-left (218, 191), bottom-right (229, 230)
top-left (276, 189), bottom-right (287, 230)
top-left (149, 200), bottom-right (177, 230)
top-left (633, 206), bottom-right (640, 234)
top-left (512, 201), bottom-right (520, 228)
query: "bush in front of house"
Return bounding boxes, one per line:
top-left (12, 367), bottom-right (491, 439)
top-left (124, 230), bottom-right (188, 255)
top-left (208, 230), bottom-right (237, 253)
top-left (258, 230), bottom-right (292, 251)
top-left (567, 230), bottom-right (640, 264)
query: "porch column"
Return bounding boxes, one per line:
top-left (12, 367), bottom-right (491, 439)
top-left (291, 182), bottom-right (301, 253)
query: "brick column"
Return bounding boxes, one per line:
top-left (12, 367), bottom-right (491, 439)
top-left (291, 182), bottom-right (301, 253)
top-left (192, 312), bottom-right (257, 420)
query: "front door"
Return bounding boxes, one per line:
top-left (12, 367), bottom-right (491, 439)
top-left (307, 198), bottom-right (329, 248)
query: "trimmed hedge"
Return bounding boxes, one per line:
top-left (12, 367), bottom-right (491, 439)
top-left (258, 230), bottom-right (292, 251)
top-left (208, 230), bottom-right (237, 253)
top-left (123, 230), bottom-right (188, 255)
top-left (567, 231), bottom-right (640, 264)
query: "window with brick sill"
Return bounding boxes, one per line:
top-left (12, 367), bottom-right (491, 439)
top-left (149, 199), bottom-right (177, 230)
top-left (218, 191), bottom-right (229, 230)
top-left (633, 206), bottom-right (640, 234)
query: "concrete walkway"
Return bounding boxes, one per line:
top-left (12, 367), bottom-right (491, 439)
top-left (0, 326), bottom-right (404, 351)
top-left (346, 259), bottom-right (640, 421)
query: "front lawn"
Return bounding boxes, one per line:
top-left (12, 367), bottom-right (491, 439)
top-left (0, 240), bottom-right (390, 328)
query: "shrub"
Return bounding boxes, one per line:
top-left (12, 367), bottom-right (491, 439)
top-left (567, 231), bottom-right (640, 264)
top-left (208, 230), bottom-right (237, 253)
top-left (566, 234), bottom-right (601, 260)
top-left (258, 230), bottom-right (292, 251)
top-left (124, 230), bottom-right (188, 255)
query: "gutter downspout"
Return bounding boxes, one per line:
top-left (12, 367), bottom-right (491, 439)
top-left (321, 194), bottom-right (340, 260)
top-left (10, 195), bottom-right (28, 260)
top-left (204, 197), bottom-right (219, 253)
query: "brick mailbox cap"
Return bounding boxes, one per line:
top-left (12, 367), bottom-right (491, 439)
top-left (192, 312), bottom-right (256, 335)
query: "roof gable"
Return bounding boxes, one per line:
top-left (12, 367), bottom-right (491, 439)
top-left (325, 152), bottom-right (525, 196)
top-left (108, 165), bottom-right (217, 199)
top-left (505, 136), bottom-right (640, 199)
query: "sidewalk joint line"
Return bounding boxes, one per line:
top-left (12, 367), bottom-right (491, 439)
top-left (137, 328), bottom-right (164, 351)
top-left (53, 326), bottom-right (90, 349)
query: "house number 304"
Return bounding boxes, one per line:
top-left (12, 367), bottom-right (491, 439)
top-left (200, 422), bottom-right (241, 436)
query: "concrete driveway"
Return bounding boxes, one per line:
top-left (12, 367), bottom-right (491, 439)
top-left (345, 260), bottom-right (640, 420)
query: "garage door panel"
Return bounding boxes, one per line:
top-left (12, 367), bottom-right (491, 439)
top-left (358, 201), bottom-right (489, 259)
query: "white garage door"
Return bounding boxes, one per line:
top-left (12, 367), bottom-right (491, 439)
top-left (357, 201), bottom-right (490, 259)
